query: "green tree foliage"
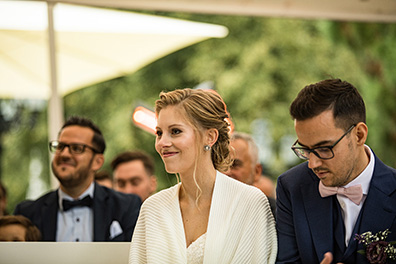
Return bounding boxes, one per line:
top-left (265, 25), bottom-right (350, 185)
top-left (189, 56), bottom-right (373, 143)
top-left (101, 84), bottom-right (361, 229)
top-left (1, 13), bottom-right (395, 213)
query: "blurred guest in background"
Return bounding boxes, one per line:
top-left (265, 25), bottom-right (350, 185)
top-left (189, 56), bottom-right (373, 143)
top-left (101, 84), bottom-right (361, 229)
top-left (14, 116), bottom-right (141, 242)
top-left (255, 167), bottom-right (276, 199)
top-left (94, 170), bottom-right (113, 189)
top-left (0, 215), bottom-right (41, 241)
top-left (111, 151), bottom-right (157, 202)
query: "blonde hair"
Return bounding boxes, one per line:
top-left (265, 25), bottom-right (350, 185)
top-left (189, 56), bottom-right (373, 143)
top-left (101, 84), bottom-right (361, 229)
top-left (155, 88), bottom-right (232, 171)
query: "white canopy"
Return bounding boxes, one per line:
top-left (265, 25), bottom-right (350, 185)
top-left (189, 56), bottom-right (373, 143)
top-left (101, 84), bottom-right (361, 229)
top-left (0, 1), bottom-right (228, 100)
top-left (0, 1), bottom-right (228, 140)
top-left (36, 0), bottom-right (396, 23)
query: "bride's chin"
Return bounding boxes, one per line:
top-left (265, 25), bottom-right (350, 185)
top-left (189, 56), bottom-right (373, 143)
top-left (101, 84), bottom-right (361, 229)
top-left (165, 168), bottom-right (177, 174)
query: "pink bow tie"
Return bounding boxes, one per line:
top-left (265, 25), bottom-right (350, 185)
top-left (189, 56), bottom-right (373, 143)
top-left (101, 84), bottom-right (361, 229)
top-left (318, 182), bottom-right (363, 205)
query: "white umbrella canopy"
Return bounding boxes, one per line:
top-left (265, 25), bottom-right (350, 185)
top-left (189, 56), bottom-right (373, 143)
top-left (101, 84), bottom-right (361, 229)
top-left (0, 0), bottom-right (228, 142)
top-left (0, 1), bottom-right (229, 100)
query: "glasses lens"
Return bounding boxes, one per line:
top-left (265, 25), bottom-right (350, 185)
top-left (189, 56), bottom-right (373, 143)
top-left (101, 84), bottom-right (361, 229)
top-left (293, 148), bottom-right (309, 160)
top-left (49, 141), bottom-right (60, 153)
top-left (70, 144), bottom-right (85, 154)
top-left (315, 147), bottom-right (334, 159)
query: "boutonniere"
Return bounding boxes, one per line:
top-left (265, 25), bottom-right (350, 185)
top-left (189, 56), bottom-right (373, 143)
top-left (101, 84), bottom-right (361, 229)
top-left (354, 229), bottom-right (396, 264)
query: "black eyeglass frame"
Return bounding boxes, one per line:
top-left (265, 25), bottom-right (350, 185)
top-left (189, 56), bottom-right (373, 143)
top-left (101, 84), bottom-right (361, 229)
top-left (291, 124), bottom-right (356, 160)
top-left (49, 141), bottom-right (100, 155)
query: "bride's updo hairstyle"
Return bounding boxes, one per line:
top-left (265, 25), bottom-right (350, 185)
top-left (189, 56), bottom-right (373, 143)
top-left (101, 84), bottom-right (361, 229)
top-left (155, 88), bottom-right (232, 172)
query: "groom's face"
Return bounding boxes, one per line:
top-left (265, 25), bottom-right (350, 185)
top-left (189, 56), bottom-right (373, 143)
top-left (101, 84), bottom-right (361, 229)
top-left (294, 110), bottom-right (360, 187)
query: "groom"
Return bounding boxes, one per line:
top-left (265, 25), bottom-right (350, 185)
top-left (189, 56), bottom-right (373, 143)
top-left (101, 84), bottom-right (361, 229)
top-left (276, 79), bottom-right (396, 263)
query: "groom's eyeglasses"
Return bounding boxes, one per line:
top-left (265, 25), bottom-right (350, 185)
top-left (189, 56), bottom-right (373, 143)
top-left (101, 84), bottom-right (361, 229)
top-left (291, 124), bottom-right (356, 160)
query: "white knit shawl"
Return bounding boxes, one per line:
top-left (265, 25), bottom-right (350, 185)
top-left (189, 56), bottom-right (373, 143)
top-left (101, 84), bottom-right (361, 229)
top-left (129, 171), bottom-right (277, 264)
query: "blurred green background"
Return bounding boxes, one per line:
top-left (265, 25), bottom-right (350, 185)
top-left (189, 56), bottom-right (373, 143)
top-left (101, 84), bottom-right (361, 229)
top-left (1, 12), bottom-right (395, 214)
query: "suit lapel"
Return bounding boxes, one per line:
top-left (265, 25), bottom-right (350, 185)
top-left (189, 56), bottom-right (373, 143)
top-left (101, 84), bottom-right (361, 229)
top-left (93, 183), bottom-right (110, 241)
top-left (333, 199), bottom-right (346, 257)
top-left (41, 191), bottom-right (59, 241)
top-left (343, 156), bottom-right (396, 260)
top-left (302, 177), bottom-right (335, 262)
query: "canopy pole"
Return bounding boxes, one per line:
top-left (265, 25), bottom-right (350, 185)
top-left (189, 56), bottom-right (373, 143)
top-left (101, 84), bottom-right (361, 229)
top-left (47, 2), bottom-right (64, 189)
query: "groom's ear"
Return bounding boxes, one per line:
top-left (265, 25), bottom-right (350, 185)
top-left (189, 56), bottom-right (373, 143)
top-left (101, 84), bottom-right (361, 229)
top-left (355, 122), bottom-right (367, 146)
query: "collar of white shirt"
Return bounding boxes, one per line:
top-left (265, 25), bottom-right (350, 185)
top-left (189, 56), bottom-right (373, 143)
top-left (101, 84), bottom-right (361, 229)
top-left (343, 145), bottom-right (374, 196)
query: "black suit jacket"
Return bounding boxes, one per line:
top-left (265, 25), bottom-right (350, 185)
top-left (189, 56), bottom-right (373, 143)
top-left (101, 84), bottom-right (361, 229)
top-left (14, 182), bottom-right (141, 242)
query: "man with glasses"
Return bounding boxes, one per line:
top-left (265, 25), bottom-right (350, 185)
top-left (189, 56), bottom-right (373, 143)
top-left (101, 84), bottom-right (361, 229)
top-left (14, 116), bottom-right (141, 242)
top-left (276, 79), bottom-right (396, 264)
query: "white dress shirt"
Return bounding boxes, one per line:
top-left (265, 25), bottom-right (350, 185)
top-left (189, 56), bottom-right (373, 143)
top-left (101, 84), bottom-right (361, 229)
top-left (56, 183), bottom-right (94, 242)
top-left (337, 145), bottom-right (374, 246)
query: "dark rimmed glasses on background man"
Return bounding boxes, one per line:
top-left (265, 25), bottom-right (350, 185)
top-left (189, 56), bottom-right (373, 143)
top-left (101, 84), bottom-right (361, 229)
top-left (49, 141), bottom-right (100, 155)
top-left (291, 124), bottom-right (356, 160)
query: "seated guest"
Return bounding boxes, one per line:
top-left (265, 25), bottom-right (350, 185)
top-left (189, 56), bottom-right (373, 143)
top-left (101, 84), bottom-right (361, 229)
top-left (0, 215), bottom-right (41, 241)
top-left (95, 170), bottom-right (113, 189)
top-left (111, 151), bottom-right (157, 202)
top-left (15, 116), bottom-right (141, 242)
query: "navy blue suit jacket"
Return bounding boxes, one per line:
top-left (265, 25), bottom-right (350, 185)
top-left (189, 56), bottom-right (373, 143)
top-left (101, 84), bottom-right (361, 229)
top-left (14, 182), bottom-right (141, 242)
top-left (276, 153), bottom-right (396, 264)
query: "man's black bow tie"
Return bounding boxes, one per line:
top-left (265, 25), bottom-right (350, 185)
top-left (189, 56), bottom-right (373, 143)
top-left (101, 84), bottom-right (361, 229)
top-left (62, 195), bottom-right (93, 211)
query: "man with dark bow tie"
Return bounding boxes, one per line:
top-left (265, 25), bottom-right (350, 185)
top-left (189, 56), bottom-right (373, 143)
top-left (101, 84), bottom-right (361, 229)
top-left (14, 116), bottom-right (141, 242)
top-left (276, 79), bottom-right (396, 264)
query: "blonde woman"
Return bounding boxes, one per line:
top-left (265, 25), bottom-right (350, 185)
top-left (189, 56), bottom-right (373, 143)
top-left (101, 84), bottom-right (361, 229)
top-left (130, 88), bottom-right (277, 263)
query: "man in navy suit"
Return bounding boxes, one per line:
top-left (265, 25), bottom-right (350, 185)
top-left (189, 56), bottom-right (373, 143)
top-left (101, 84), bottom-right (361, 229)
top-left (14, 116), bottom-right (141, 242)
top-left (276, 79), bottom-right (396, 263)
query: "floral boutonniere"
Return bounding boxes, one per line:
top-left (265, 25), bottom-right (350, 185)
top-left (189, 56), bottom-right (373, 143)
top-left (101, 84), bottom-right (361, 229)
top-left (355, 229), bottom-right (396, 264)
